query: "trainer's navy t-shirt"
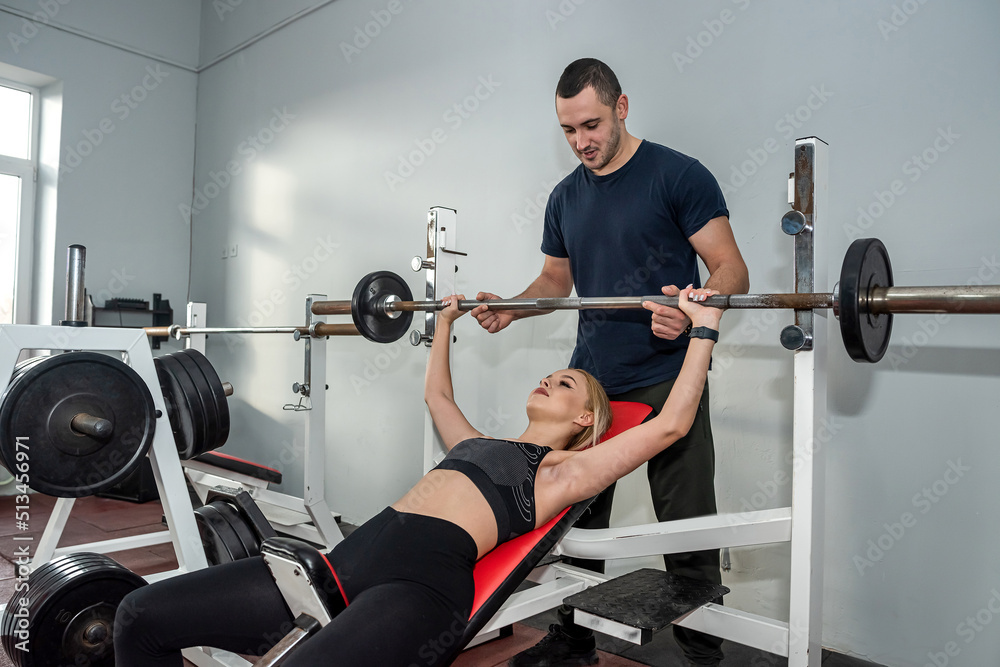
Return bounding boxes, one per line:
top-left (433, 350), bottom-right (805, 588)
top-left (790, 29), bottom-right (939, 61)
top-left (541, 140), bottom-right (728, 394)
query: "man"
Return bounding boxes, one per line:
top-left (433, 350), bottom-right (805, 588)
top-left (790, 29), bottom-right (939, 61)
top-left (472, 58), bottom-right (749, 667)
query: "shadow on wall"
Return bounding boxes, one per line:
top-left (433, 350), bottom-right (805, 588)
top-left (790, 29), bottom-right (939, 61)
top-left (831, 345), bottom-right (1000, 416)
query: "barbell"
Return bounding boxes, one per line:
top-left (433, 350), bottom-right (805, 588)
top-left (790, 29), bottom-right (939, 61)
top-left (147, 238), bottom-right (1000, 363)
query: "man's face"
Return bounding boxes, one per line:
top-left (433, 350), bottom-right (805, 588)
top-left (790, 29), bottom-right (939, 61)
top-left (555, 85), bottom-right (623, 174)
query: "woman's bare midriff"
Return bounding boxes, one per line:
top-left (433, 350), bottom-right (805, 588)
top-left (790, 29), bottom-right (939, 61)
top-left (392, 469), bottom-right (499, 559)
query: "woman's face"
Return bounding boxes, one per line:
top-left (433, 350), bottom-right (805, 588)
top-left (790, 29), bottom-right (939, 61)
top-left (527, 369), bottom-right (591, 422)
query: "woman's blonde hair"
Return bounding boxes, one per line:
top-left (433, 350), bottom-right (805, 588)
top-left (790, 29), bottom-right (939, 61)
top-left (566, 369), bottom-right (612, 451)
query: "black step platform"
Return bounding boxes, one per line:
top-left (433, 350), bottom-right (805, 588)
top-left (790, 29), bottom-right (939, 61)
top-left (564, 568), bottom-right (729, 645)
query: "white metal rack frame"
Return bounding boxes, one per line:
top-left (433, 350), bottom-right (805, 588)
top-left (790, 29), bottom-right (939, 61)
top-left (0, 325), bottom-right (209, 583)
top-left (181, 297), bottom-right (345, 550)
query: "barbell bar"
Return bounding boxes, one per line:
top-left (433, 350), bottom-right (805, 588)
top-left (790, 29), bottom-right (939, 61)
top-left (148, 238), bottom-right (1000, 363)
top-left (324, 285), bottom-right (1000, 317)
top-left (315, 287), bottom-right (1000, 316)
top-left (144, 323), bottom-right (360, 338)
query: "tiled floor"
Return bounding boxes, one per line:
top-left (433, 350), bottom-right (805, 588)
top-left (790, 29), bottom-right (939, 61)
top-left (0, 494), bottom-right (881, 667)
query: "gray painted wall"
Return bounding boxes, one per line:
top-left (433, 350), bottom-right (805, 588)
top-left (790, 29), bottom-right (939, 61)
top-left (192, 3), bottom-right (1000, 664)
top-left (2, 0), bottom-right (998, 664)
top-left (0, 1), bottom-right (199, 329)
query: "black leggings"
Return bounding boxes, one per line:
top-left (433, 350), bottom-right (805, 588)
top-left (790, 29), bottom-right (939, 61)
top-left (114, 508), bottom-right (477, 667)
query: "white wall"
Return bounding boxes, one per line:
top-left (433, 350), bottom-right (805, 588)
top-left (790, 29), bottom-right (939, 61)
top-left (0, 2), bottom-right (199, 327)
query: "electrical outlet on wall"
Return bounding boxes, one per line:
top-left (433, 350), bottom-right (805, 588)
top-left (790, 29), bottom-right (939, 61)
top-left (230, 244), bottom-right (238, 258)
top-left (222, 246), bottom-right (228, 259)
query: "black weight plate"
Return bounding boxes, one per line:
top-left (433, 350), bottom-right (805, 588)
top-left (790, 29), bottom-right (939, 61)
top-left (1, 552), bottom-right (146, 667)
top-left (0, 357), bottom-right (41, 474)
top-left (213, 500), bottom-right (261, 558)
top-left (161, 353), bottom-right (211, 458)
top-left (0, 353), bottom-right (156, 497)
top-left (351, 271), bottom-right (414, 344)
top-left (203, 502), bottom-right (247, 562)
top-left (174, 350), bottom-right (229, 453)
top-left (153, 356), bottom-right (194, 458)
top-left (194, 503), bottom-right (246, 565)
top-left (157, 354), bottom-right (207, 459)
top-left (0, 356), bottom-right (127, 492)
top-left (171, 351), bottom-right (220, 458)
top-left (840, 238), bottom-right (894, 363)
top-left (183, 349), bottom-right (231, 449)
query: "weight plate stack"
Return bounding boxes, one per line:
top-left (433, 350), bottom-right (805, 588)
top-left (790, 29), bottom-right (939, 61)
top-left (194, 502), bottom-right (247, 565)
top-left (0, 552), bottom-right (146, 667)
top-left (214, 500), bottom-right (262, 558)
top-left (194, 498), bottom-right (268, 565)
top-left (154, 349), bottom-right (231, 460)
top-left (0, 353), bottom-right (156, 497)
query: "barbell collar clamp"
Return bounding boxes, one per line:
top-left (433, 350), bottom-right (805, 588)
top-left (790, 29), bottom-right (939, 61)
top-left (380, 294), bottom-right (402, 319)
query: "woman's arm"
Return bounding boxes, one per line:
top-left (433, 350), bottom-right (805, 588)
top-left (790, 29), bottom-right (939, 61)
top-left (425, 295), bottom-right (482, 450)
top-left (546, 286), bottom-right (722, 505)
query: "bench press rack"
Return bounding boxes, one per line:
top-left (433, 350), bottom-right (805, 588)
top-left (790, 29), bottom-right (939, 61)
top-left (407, 139), bottom-right (830, 664)
top-left (179, 297), bottom-right (345, 550)
top-left (188, 136), bottom-right (830, 666)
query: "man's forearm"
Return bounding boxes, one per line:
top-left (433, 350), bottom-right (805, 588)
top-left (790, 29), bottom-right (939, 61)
top-left (704, 261), bottom-right (750, 295)
top-left (508, 272), bottom-right (573, 320)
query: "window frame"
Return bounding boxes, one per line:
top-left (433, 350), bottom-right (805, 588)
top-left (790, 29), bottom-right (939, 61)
top-left (0, 77), bottom-right (39, 324)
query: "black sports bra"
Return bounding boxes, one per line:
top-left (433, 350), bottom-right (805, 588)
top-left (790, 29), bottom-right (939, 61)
top-left (432, 438), bottom-right (551, 544)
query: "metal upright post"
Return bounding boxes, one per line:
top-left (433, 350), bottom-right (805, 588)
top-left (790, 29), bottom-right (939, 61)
top-left (786, 137), bottom-right (829, 667)
top-left (418, 207), bottom-right (461, 472)
top-left (303, 294), bottom-right (343, 546)
top-left (186, 302), bottom-right (207, 353)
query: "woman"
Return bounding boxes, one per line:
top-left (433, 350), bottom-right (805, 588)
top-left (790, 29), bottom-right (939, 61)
top-left (114, 285), bottom-right (721, 667)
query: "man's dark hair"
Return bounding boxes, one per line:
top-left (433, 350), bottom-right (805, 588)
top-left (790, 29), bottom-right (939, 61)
top-left (556, 58), bottom-right (622, 108)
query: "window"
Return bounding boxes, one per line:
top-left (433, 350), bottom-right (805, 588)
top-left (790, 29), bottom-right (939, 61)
top-left (0, 80), bottom-right (37, 324)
